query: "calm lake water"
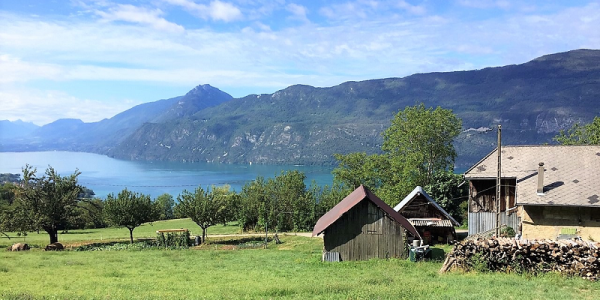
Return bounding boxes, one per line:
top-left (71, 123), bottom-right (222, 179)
top-left (0, 151), bottom-right (334, 199)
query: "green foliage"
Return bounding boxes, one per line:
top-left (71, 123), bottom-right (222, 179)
top-left (554, 116), bottom-right (600, 145)
top-left (238, 177), bottom-right (267, 231)
top-left (210, 185), bottom-right (239, 226)
top-left (74, 241), bottom-right (159, 251)
top-left (67, 198), bottom-right (106, 230)
top-left (0, 174), bottom-right (20, 184)
top-left (104, 189), bottom-right (158, 243)
top-left (156, 230), bottom-right (192, 248)
top-left (380, 104), bottom-right (462, 201)
top-left (238, 171), bottom-right (317, 233)
top-left (501, 226), bottom-right (516, 238)
top-left (8, 165), bottom-right (82, 244)
top-left (309, 181), bottom-right (353, 219)
top-left (331, 153), bottom-right (387, 190)
top-left (78, 187), bottom-right (95, 199)
top-left (262, 170), bottom-right (312, 232)
top-left (154, 193), bottom-right (175, 220)
top-left (424, 170), bottom-right (468, 224)
top-left (175, 186), bottom-right (232, 242)
top-left (334, 104), bottom-right (462, 205)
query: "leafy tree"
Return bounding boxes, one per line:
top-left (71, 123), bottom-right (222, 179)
top-left (0, 183), bottom-right (18, 238)
top-left (10, 165), bottom-right (83, 244)
top-left (333, 104), bottom-right (462, 206)
top-left (210, 185), bottom-right (239, 226)
top-left (175, 186), bottom-right (225, 243)
top-left (238, 177), bottom-right (267, 231)
top-left (424, 171), bottom-right (468, 224)
top-left (155, 193), bottom-right (175, 220)
top-left (309, 181), bottom-right (352, 221)
top-left (554, 116), bottom-right (600, 145)
top-left (104, 189), bottom-right (157, 243)
top-left (68, 198), bottom-right (106, 229)
top-left (380, 104), bottom-right (461, 200)
top-left (331, 153), bottom-right (387, 190)
top-left (262, 170), bottom-right (310, 232)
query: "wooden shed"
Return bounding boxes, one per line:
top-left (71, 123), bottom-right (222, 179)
top-left (394, 186), bottom-right (460, 244)
top-left (312, 185), bottom-right (421, 261)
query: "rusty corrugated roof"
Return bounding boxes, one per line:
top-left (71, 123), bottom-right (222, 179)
top-left (465, 145), bottom-right (600, 207)
top-left (311, 185), bottom-right (421, 239)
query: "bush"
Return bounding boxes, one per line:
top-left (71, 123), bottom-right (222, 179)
top-left (156, 230), bottom-right (192, 249)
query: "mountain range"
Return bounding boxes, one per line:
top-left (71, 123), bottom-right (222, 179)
top-left (2, 49), bottom-right (599, 168)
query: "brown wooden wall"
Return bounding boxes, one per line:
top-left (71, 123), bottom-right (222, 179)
top-left (323, 200), bottom-right (406, 261)
top-left (469, 179), bottom-right (516, 213)
top-left (400, 195), bottom-right (446, 219)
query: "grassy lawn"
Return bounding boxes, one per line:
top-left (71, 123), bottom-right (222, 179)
top-left (1, 227), bottom-right (600, 299)
top-left (0, 218), bottom-right (242, 248)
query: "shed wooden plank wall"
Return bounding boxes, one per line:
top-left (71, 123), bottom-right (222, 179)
top-left (324, 200), bottom-right (406, 261)
top-left (469, 179), bottom-right (516, 213)
top-left (400, 196), bottom-right (446, 219)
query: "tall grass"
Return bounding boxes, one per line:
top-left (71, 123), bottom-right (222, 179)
top-left (1, 235), bottom-right (599, 299)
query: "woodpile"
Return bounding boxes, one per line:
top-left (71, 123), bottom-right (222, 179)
top-left (440, 238), bottom-right (600, 280)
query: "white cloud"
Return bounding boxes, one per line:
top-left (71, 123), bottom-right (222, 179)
top-left (457, 0), bottom-right (511, 9)
top-left (95, 4), bottom-right (184, 33)
top-left (0, 55), bottom-right (62, 83)
top-left (397, 0), bottom-right (426, 15)
top-left (286, 3), bottom-right (309, 21)
top-left (164, 0), bottom-right (242, 22)
top-left (2, 2), bottom-right (600, 124)
top-left (0, 87), bottom-right (141, 125)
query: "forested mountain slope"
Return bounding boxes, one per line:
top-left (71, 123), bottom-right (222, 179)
top-left (110, 50), bottom-right (600, 167)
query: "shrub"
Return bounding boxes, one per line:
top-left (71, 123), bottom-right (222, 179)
top-left (156, 230), bottom-right (192, 249)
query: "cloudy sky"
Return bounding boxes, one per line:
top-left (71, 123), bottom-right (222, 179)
top-left (1, 0), bottom-right (599, 125)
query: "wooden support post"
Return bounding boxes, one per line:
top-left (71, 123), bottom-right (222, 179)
top-left (496, 125), bottom-right (502, 237)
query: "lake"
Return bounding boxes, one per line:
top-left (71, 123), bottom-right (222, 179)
top-left (0, 151), bottom-right (334, 199)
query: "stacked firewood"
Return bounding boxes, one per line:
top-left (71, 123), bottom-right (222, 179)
top-left (440, 238), bottom-right (600, 280)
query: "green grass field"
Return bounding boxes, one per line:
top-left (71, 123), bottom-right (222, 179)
top-left (0, 218), bottom-right (241, 248)
top-left (1, 222), bottom-right (600, 299)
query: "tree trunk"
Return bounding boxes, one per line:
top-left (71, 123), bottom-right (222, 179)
top-left (44, 226), bottom-right (58, 244)
top-left (128, 227), bottom-right (134, 244)
top-left (202, 227), bottom-right (207, 243)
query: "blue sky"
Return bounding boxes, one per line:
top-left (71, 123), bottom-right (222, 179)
top-left (1, 0), bottom-right (599, 125)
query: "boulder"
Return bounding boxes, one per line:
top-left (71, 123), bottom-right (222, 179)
top-left (45, 242), bottom-right (64, 251)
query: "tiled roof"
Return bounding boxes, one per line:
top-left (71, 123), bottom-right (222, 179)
top-left (464, 145), bottom-right (600, 207)
top-left (312, 185), bottom-right (421, 239)
top-left (394, 186), bottom-right (460, 226)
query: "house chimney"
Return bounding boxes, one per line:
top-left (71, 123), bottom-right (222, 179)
top-left (537, 162), bottom-right (545, 195)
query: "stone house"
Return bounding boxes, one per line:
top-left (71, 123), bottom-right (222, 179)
top-left (464, 145), bottom-right (600, 240)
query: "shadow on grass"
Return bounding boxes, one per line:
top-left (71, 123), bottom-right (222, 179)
top-left (60, 231), bottom-right (95, 235)
top-left (207, 236), bottom-right (273, 245)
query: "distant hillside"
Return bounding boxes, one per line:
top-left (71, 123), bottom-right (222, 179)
top-left (0, 120), bottom-right (39, 141)
top-left (1, 85), bottom-right (232, 153)
top-left (110, 50), bottom-right (600, 167)
top-left (3, 50), bottom-right (600, 168)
